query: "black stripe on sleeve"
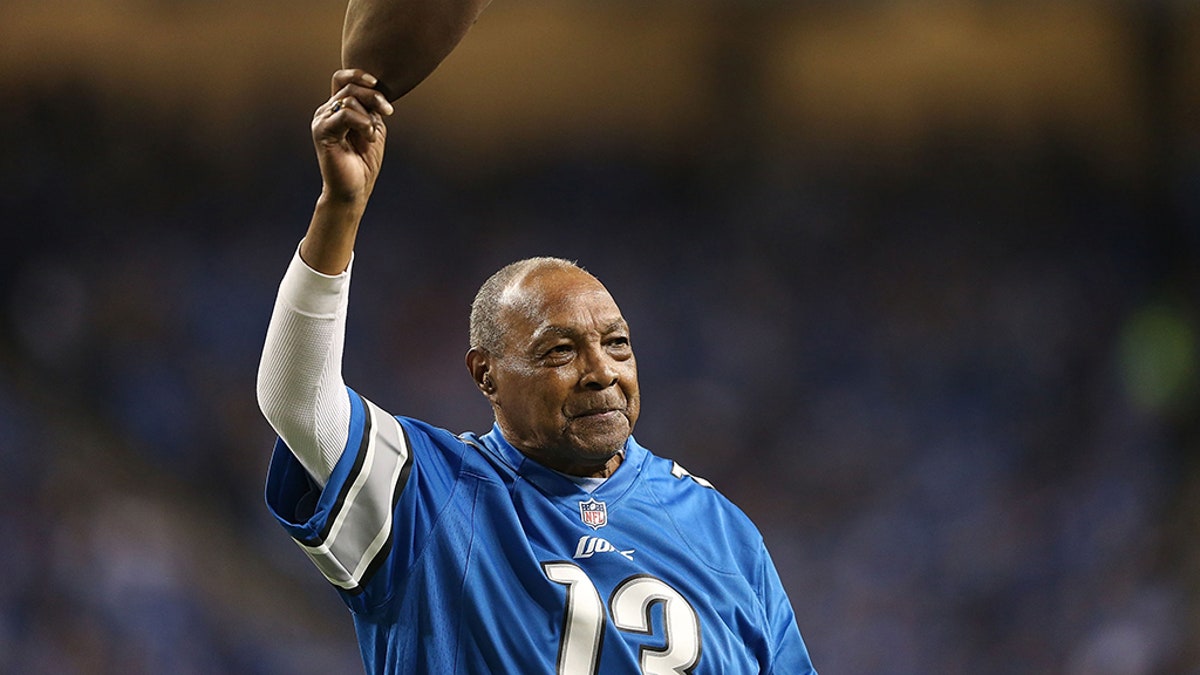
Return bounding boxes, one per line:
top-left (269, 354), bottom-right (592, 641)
top-left (297, 392), bottom-right (373, 546)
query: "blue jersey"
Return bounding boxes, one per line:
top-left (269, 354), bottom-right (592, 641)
top-left (266, 390), bottom-right (817, 674)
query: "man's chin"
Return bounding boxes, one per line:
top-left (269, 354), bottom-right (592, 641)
top-left (568, 420), bottom-right (630, 457)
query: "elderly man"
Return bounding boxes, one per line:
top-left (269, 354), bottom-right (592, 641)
top-left (257, 69), bottom-right (818, 675)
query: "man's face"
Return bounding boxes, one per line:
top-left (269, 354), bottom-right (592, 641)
top-left (486, 266), bottom-right (640, 476)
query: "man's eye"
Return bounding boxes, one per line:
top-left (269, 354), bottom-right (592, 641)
top-left (547, 345), bottom-right (573, 356)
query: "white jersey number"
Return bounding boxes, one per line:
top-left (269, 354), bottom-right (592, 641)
top-left (542, 562), bottom-right (702, 675)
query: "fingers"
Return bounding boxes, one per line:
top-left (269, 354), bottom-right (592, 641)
top-left (313, 72), bottom-right (394, 144)
top-left (317, 69), bottom-right (393, 127)
top-left (320, 85), bottom-right (393, 120)
top-left (329, 69), bottom-right (395, 115)
top-left (331, 68), bottom-right (375, 94)
top-left (314, 99), bottom-right (385, 146)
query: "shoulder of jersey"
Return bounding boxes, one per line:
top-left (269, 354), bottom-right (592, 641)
top-left (644, 454), bottom-right (761, 533)
top-left (640, 453), bottom-right (766, 573)
top-left (642, 451), bottom-right (718, 492)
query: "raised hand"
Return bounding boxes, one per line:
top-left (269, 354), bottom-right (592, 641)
top-left (311, 69), bottom-right (395, 206)
top-left (301, 69), bottom-right (395, 275)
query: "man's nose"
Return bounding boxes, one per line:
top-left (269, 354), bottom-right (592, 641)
top-left (579, 347), bottom-right (618, 389)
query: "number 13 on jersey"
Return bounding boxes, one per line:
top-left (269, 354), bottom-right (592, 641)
top-left (542, 561), bottom-right (702, 675)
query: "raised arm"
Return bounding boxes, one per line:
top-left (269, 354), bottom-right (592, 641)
top-left (256, 70), bottom-right (394, 484)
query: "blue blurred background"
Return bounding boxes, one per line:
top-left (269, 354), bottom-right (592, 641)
top-left (2, 1), bottom-right (1199, 673)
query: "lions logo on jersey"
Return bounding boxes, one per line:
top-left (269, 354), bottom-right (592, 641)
top-left (578, 498), bottom-right (608, 530)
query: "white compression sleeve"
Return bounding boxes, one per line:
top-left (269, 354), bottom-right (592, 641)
top-left (256, 243), bottom-right (353, 486)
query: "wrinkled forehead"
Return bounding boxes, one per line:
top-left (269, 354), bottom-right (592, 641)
top-left (499, 266), bottom-right (625, 335)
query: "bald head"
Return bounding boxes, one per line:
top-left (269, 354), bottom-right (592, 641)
top-left (469, 257), bottom-right (596, 355)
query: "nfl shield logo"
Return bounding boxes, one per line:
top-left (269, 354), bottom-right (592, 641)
top-left (578, 498), bottom-right (608, 530)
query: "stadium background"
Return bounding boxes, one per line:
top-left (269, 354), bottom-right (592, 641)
top-left (2, 0), bottom-right (1199, 672)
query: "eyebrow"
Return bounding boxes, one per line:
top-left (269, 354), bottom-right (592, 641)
top-left (531, 319), bottom-right (628, 342)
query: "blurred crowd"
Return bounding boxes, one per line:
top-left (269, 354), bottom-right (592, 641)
top-left (2, 65), bottom-right (1199, 674)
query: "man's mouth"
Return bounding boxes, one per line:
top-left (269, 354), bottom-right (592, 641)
top-left (570, 406), bottom-right (623, 421)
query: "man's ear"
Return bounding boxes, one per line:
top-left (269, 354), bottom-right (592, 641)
top-left (466, 348), bottom-right (496, 397)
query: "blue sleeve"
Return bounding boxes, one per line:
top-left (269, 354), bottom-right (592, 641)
top-left (264, 389), bottom-right (465, 611)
